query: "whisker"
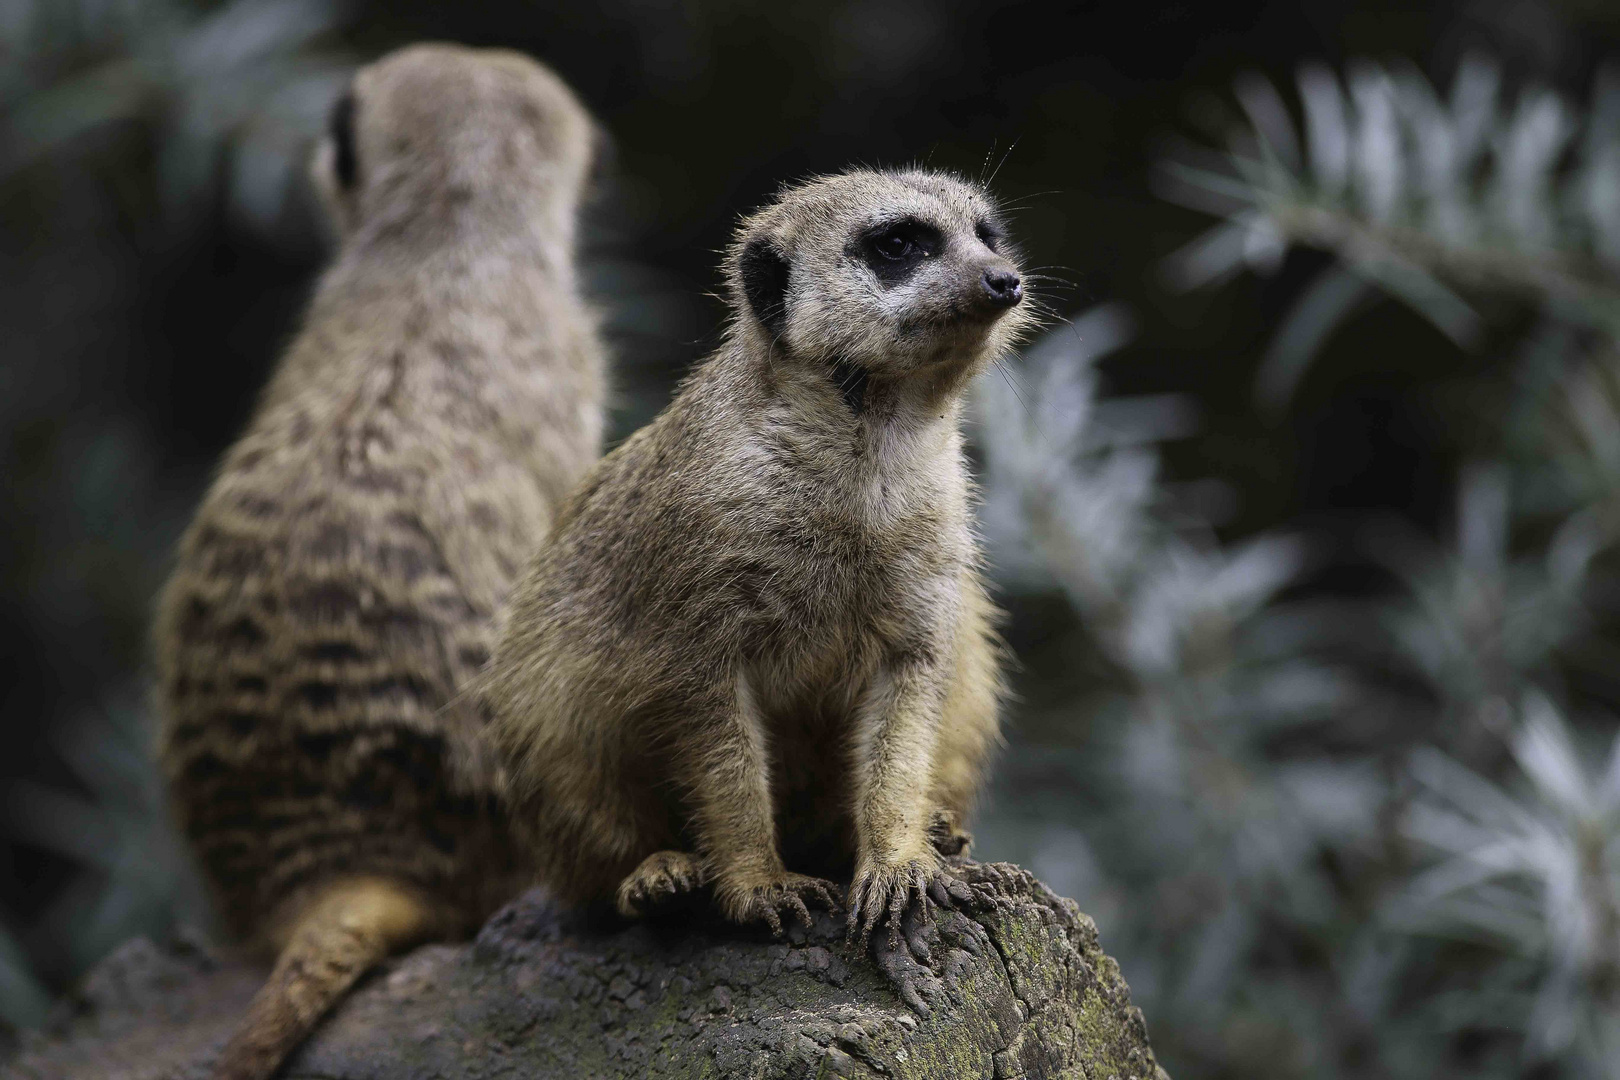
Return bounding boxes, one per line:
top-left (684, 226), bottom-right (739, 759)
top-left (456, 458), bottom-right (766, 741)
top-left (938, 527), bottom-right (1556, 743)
top-left (1023, 282), bottom-right (1083, 297)
top-left (1021, 299), bottom-right (1075, 327)
top-left (979, 141), bottom-right (1000, 186)
top-left (990, 355), bottom-right (1061, 455)
top-left (987, 137), bottom-right (1020, 187)
top-left (994, 191), bottom-right (1065, 212)
top-left (993, 356), bottom-right (1037, 422)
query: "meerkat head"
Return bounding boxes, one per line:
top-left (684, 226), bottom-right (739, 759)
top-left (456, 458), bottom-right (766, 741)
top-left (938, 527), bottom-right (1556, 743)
top-left (725, 169), bottom-right (1034, 385)
top-left (311, 43), bottom-right (603, 246)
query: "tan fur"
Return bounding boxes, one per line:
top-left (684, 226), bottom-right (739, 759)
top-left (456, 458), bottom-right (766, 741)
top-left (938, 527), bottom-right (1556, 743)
top-left (485, 169), bottom-right (1035, 944)
top-left (212, 878), bottom-right (434, 1080)
top-left (151, 43), bottom-right (606, 1079)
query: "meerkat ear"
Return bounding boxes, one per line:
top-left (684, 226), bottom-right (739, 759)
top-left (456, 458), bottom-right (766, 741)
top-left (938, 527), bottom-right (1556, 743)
top-left (328, 90), bottom-right (359, 190)
top-left (310, 87), bottom-right (360, 240)
top-left (740, 237), bottom-right (790, 339)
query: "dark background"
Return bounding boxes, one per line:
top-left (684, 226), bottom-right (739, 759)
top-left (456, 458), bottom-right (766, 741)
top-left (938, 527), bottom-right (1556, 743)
top-left (6, 1), bottom-right (1620, 1076)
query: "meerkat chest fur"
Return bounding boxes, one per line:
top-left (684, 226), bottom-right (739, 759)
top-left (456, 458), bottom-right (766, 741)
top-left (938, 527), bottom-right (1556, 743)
top-left (737, 364), bottom-right (975, 703)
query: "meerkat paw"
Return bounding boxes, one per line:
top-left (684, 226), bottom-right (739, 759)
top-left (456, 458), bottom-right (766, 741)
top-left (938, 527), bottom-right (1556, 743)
top-left (853, 857), bottom-right (994, 1017)
top-left (616, 850), bottom-right (704, 918)
top-left (927, 809), bottom-right (973, 861)
top-left (848, 857), bottom-right (979, 951)
top-left (716, 872), bottom-right (842, 937)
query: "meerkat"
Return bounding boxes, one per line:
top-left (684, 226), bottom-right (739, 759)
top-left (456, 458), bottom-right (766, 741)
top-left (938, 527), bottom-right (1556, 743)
top-left (485, 168), bottom-right (1035, 995)
top-left (152, 43), bottom-right (606, 1080)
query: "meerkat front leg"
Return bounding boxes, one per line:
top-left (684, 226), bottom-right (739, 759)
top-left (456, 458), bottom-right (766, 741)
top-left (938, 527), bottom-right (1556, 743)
top-left (670, 672), bottom-right (841, 935)
top-left (848, 657), bottom-right (979, 951)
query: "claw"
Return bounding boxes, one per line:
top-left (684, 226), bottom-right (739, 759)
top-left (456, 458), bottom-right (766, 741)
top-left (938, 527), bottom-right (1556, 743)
top-left (944, 913), bottom-right (984, 956)
top-left (943, 875), bottom-right (977, 908)
top-left (884, 890), bottom-right (906, 946)
top-left (616, 850), bottom-right (707, 918)
top-left (872, 924), bottom-right (948, 1018)
top-left (810, 880), bottom-right (843, 914)
top-left (787, 894), bottom-right (811, 929)
top-left (898, 979), bottom-right (931, 1017)
top-left (862, 896), bottom-right (883, 943)
top-left (904, 926), bottom-right (933, 965)
top-left (730, 872), bottom-right (842, 936)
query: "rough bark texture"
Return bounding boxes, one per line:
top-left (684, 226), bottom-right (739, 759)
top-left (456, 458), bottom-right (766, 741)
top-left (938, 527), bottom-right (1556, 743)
top-left (4, 864), bottom-right (1166, 1080)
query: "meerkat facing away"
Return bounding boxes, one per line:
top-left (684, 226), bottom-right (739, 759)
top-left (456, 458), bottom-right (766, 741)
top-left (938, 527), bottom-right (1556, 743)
top-left (485, 168), bottom-right (1035, 1004)
top-left (152, 44), bottom-right (607, 1080)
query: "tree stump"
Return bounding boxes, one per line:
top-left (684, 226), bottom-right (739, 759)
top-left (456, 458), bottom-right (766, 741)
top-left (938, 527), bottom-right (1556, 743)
top-left (5, 864), bottom-right (1167, 1079)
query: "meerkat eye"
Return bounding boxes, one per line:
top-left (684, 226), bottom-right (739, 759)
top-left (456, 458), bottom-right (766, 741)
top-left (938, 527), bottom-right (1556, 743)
top-left (857, 218), bottom-right (941, 284)
top-left (975, 220), bottom-right (1004, 251)
top-left (874, 231), bottom-right (914, 260)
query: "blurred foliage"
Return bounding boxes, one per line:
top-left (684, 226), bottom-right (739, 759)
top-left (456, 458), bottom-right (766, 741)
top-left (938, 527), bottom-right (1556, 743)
top-left (1156, 56), bottom-right (1620, 409)
top-left (976, 315), bottom-right (1395, 1077)
top-left (1, 0), bottom-right (350, 227)
top-left (965, 50), bottom-right (1620, 1078)
top-left (7, 1), bottom-right (1620, 1078)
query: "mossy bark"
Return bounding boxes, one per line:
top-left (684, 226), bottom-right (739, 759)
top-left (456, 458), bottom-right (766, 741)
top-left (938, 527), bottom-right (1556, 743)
top-left (5, 864), bottom-right (1167, 1080)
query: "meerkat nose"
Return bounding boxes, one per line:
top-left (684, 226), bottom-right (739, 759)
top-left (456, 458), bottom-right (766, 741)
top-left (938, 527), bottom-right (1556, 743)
top-left (980, 267), bottom-right (1023, 308)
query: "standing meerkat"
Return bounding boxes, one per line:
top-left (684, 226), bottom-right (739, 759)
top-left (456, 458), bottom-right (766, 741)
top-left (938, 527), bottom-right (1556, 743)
top-left (152, 43), bottom-right (606, 1080)
top-left (485, 168), bottom-right (1035, 996)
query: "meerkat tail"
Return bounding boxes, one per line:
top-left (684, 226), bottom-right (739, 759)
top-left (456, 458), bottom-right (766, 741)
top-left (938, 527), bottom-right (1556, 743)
top-left (211, 877), bottom-right (436, 1080)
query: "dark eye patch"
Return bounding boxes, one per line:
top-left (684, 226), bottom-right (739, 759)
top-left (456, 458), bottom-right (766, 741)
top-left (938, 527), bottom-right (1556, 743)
top-left (853, 217), bottom-right (942, 285)
top-left (328, 91), bottom-right (358, 190)
top-left (975, 219), bottom-right (1004, 251)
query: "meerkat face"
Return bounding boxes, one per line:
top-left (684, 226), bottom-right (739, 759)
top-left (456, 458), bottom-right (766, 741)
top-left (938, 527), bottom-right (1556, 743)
top-left (729, 170), bottom-right (1033, 382)
top-left (310, 43), bottom-right (602, 242)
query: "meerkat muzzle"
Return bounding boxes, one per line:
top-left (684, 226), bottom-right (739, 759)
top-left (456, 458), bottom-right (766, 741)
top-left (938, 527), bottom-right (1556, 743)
top-left (980, 266), bottom-right (1023, 308)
